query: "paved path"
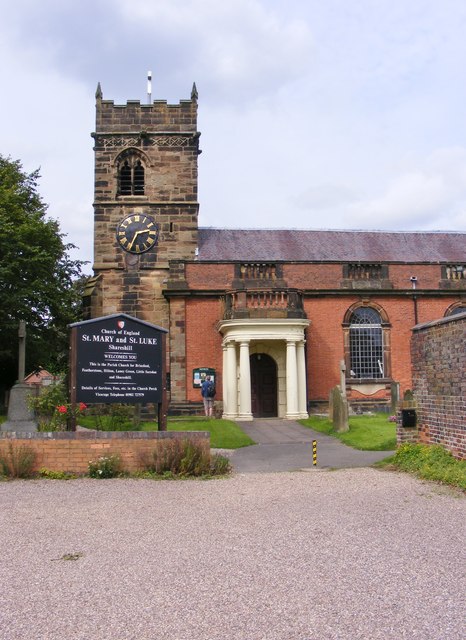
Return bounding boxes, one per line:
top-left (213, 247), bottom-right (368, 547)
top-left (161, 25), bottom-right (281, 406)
top-left (229, 419), bottom-right (393, 472)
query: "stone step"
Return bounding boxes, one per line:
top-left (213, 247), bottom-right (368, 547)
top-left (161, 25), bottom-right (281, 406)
top-left (168, 402), bottom-right (204, 417)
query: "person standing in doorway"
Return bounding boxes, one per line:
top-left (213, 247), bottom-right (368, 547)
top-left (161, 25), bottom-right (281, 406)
top-left (201, 375), bottom-right (215, 418)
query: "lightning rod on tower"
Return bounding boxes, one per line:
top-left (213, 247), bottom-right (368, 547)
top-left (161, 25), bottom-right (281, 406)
top-left (147, 70), bottom-right (152, 104)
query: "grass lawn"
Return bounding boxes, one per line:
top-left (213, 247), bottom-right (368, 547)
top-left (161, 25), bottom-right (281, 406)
top-left (142, 417), bottom-right (255, 449)
top-left (299, 413), bottom-right (396, 451)
top-left (78, 415), bottom-right (255, 449)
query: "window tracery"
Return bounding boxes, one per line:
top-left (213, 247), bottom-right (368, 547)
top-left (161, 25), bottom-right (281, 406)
top-left (343, 304), bottom-right (390, 381)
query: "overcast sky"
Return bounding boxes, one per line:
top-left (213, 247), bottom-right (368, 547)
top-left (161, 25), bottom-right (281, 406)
top-left (2, 0), bottom-right (466, 273)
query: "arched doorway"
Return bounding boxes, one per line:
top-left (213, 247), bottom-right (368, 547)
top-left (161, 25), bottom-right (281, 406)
top-left (250, 353), bottom-right (277, 417)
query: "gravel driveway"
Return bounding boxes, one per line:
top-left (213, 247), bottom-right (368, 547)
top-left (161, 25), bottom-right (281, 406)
top-left (0, 469), bottom-right (464, 640)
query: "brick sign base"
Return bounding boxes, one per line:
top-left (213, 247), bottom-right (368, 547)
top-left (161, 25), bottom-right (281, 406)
top-left (0, 431), bottom-right (210, 475)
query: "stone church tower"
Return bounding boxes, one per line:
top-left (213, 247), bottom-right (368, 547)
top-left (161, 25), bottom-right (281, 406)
top-left (88, 82), bottom-right (200, 332)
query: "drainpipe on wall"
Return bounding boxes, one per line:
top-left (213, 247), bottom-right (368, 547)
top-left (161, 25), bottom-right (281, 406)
top-left (410, 276), bottom-right (419, 325)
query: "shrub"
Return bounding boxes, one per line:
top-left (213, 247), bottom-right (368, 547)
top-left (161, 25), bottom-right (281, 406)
top-left (88, 454), bottom-right (123, 479)
top-left (0, 443), bottom-right (37, 478)
top-left (29, 382), bottom-right (87, 431)
top-left (210, 453), bottom-right (232, 476)
top-left (139, 438), bottom-right (190, 475)
top-left (29, 382), bottom-right (67, 417)
top-left (179, 440), bottom-right (211, 476)
top-left (38, 468), bottom-right (76, 480)
top-left (139, 438), bottom-right (231, 477)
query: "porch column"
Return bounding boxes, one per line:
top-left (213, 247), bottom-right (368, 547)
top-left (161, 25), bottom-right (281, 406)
top-left (286, 339), bottom-right (300, 419)
top-left (297, 340), bottom-right (308, 418)
top-left (223, 340), bottom-right (238, 419)
top-left (238, 340), bottom-right (252, 421)
top-left (222, 344), bottom-right (228, 416)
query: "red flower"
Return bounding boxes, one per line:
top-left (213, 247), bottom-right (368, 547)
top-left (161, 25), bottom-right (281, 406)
top-left (79, 402), bottom-right (87, 411)
top-left (57, 405), bottom-right (68, 414)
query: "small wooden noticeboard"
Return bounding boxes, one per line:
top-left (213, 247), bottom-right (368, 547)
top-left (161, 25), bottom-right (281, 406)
top-left (193, 367), bottom-right (216, 388)
top-left (69, 314), bottom-right (168, 429)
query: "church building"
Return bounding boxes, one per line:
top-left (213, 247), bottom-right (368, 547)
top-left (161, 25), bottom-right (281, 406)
top-left (85, 84), bottom-right (466, 419)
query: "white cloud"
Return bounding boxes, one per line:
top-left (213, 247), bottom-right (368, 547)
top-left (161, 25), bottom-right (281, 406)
top-left (345, 148), bottom-right (466, 230)
top-left (114, 0), bottom-right (314, 102)
top-left (294, 184), bottom-right (360, 211)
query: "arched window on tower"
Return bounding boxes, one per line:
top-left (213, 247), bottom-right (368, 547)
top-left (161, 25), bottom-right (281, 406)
top-left (445, 303), bottom-right (466, 317)
top-left (349, 307), bottom-right (384, 379)
top-left (118, 157), bottom-right (145, 196)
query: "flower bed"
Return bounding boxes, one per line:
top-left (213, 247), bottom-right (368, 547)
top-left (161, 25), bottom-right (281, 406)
top-left (0, 430), bottom-right (210, 475)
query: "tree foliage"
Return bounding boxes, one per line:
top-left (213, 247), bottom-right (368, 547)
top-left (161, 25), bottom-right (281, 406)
top-left (0, 155), bottom-right (86, 392)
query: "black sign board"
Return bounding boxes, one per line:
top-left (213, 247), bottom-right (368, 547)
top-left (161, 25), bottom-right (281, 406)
top-left (70, 314), bottom-right (167, 405)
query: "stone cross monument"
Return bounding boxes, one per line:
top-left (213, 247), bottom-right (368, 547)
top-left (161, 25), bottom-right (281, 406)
top-left (1, 322), bottom-right (37, 432)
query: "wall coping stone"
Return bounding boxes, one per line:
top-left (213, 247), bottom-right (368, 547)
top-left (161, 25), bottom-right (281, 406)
top-left (0, 431), bottom-right (209, 441)
top-left (413, 311), bottom-right (466, 333)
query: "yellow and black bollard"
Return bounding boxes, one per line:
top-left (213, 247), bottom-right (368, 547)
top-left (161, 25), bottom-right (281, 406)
top-left (312, 440), bottom-right (317, 466)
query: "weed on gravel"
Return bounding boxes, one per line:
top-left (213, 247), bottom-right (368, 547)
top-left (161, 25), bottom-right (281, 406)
top-left (379, 443), bottom-right (466, 490)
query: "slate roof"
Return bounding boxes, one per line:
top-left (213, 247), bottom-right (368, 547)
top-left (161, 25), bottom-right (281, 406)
top-left (197, 229), bottom-right (466, 263)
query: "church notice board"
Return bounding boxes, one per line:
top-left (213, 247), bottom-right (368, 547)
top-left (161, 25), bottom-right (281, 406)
top-left (69, 314), bottom-right (167, 408)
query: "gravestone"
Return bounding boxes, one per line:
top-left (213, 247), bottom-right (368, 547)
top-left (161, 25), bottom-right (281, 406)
top-left (331, 361), bottom-right (349, 432)
top-left (331, 385), bottom-right (349, 432)
top-left (390, 382), bottom-right (400, 413)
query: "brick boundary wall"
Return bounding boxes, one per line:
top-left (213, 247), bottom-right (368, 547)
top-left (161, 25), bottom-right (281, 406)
top-left (0, 431), bottom-right (210, 475)
top-left (397, 313), bottom-right (466, 459)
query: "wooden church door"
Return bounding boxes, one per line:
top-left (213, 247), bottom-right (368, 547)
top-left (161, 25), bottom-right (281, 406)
top-left (250, 353), bottom-right (277, 418)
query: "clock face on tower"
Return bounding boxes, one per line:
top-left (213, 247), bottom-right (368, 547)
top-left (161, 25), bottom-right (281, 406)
top-left (116, 214), bottom-right (158, 254)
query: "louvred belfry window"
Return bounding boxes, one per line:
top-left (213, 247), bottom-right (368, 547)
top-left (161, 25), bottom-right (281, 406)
top-left (118, 158), bottom-right (145, 195)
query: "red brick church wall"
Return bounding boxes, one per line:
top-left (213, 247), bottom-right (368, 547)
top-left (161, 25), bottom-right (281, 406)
top-left (177, 266), bottom-right (462, 409)
top-left (185, 298), bottom-right (224, 403)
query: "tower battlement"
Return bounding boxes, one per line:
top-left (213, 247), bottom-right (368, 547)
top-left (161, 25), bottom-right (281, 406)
top-left (95, 84), bottom-right (198, 133)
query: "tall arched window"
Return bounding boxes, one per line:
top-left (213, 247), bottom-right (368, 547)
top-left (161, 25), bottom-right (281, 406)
top-left (349, 307), bottom-right (384, 379)
top-left (118, 157), bottom-right (145, 195)
top-left (445, 304), bottom-right (466, 317)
